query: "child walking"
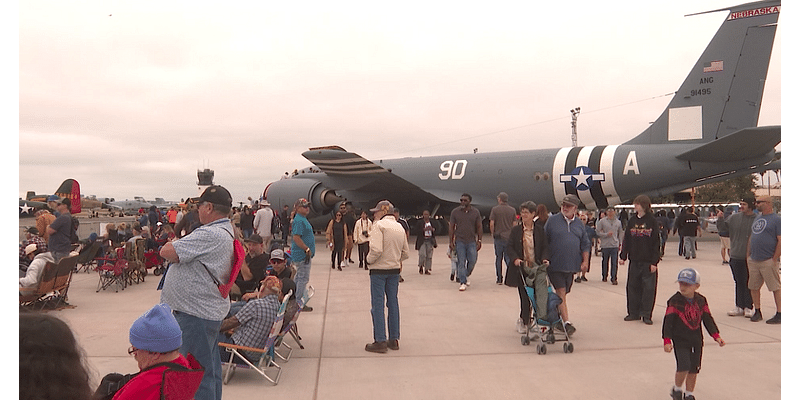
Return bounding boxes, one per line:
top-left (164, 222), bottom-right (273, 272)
top-left (663, 268), bottom-right (725, 400)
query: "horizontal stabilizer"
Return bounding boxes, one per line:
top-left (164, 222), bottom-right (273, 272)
top-left (675, 125), bottom-right (780, 162)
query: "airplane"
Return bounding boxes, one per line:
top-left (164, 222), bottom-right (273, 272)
top-left (262, 1), bottom-right (781, 232)
top-left (103, 198), bottom-right (155, 215)
top-left (20, 179), bottom-right (82, 217)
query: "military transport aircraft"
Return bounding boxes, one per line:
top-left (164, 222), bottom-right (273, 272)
top-left (262, 1), bottom-right (781, 231)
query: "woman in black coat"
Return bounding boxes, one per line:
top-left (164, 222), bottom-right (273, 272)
top-left (506, 201), bottom-right (550, 330)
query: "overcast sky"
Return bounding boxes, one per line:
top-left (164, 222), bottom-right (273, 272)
top-left (17, 0), bottom-right (784, 206)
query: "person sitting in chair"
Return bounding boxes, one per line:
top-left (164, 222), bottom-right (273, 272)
top-left (95, 303), bottom-right (204, 400)
top-left (218, 276), bottom-right (283, 363)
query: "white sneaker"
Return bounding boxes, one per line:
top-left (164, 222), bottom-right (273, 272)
top-left (459, 284), bottom-right (467, 291)
top-left (727, 307), bottom-right (744, 316)
top-left (744, 308), bottom-right (755, 318)
top-left (516, 318), bottom-right (526, 334)
top-left (466, 279), bottom-right (471, 286)
top-left (340, 261), bottom-right (346, 267)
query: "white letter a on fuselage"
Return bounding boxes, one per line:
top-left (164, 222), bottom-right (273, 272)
top-left (623, 151), bottom-right (640, 175)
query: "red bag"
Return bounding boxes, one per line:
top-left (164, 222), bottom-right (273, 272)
top-left (201, 231), bottom-right (245, 298)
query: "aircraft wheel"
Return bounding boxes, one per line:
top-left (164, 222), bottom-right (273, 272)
top-left (154, 268), bottom-right (162, 276)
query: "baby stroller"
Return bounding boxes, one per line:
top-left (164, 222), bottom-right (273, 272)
top-left (519, 263), bottom-right (574, 355)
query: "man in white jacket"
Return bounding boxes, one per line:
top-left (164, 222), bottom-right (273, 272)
top-left (365, 200), bottom-right (409, 353)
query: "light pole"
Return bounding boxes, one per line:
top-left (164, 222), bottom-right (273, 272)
top-left (570, 107), bottom-right (581, 147)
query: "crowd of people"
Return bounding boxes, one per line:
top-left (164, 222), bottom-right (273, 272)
top-left (19, 185), bottom-right (780, 400)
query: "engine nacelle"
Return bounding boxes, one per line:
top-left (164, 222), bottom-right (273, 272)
top-left (263, 178), bottom-right (341, 217)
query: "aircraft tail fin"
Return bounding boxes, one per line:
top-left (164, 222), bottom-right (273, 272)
top-left (625, 1), bottom-right (779, 145)
top-left (55, 179), bottom-right (81, 214)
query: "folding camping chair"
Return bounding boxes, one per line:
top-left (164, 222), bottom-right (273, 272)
top-left (76, 241), bottom-right (102, 273)
top-left (219, 290), bottom-right (292, 385)
top-left (96, 247), bottom-right (127, 293)
top-left (286, 285), bottom-right (315, 352)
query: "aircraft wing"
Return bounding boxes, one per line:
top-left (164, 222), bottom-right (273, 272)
top-left (302, 146), bottom-right (443, 203)
top-left (676, 126), bottom-right (780, 162)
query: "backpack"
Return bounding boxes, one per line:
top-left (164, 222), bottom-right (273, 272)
top-left (271, 209), bottom-right (282, 237)
top-left (70, 216), bottom-right (80, 243)
top-left (201, 229), bottom-right (246, 299)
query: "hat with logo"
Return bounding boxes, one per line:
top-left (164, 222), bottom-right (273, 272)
top-left (270, 249), bottom-right (287, 261)
top-left (191, 185), bottom-right (232, 208)
top-left (561, 194), bottom-right (581, 207)
top-left (129, 303), bottom-right (182, 353)
top-left (676, 268), bottom-right (700, 285)
top-left (294, 198), bottom-right (311, 208)
top-left (370, 200), bottom-right (394, 213)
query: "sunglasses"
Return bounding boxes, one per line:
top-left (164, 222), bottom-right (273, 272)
top-left (270, 259), bottom-right (285, 264)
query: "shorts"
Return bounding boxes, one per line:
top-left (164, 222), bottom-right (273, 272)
top-left (719, 237), bottom-right (730, 250)
top-left (747, 258), bottom-right (780, 291)
top-left (674, 343), bottom-right (703, 374)
top-left (547, 271), bottom-right (574, 294)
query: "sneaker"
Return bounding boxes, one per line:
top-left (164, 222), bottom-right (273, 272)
top-left (642, 317), bottom-right (653, 325)
top-left (424, 271), bottom-right (431, 275)
top-left (750, 309), bottom-right (763, 322)
top-left (766, 313), bottom-right (781, 324)
top-left (340, 261), bottom-right (347, 267)
top-left (723, 260), bottom-right (729, 264)
top-left (744, 308), bottom-right (755, 318)
top-left (602, 277), bottom-right (608, 282)
top-left (302, 305), bottom-right (313, 312)
top-left (466, 280), bottom-right (471, 286)
top-left (581, 276), bottom-right (588, 282)
top-left (349, 259), bottom-right (355, 263)
top-left (387, 339), bottom-right (399, 350)
top-left (365, 341), bottom-right (388, 353)
top-left (564, 322), bottom-right (576, 336)
top-left (611, 279), bottom-right (618, 285)
top-left (450, 273), bottom-right (455, 281)
top-left (670, 387), bottom-right (683, 400)
top-left (727, 307), bottom-right (744, 317)
top-left (516, 318), bottom-right (526, 334)
top-left (399, 276), bottom-right (404, 283)
top-left (419, 266), bottom-right (424, 274)
top-left (459, 284), bottom-right (467, 291)
top-left (624, 315), bottom-right (639, 321)
top-left (575, 276), bottom-right (582, 283)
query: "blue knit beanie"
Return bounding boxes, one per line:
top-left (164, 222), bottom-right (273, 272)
top-left (129, 303), bottom-right (182, 353)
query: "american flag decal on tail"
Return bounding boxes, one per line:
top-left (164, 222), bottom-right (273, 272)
top-left (703, 61), bottom-right (723, 73)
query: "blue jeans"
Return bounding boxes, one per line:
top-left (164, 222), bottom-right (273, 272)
top-left (683, 236), bottom-right (697, 258)
top-left (601, 247), bottom-right (619, 281)
top-left (242, 228), bottom-right (253, 239)
top-left (294, 259), bottom-right (311, 302)
top-left (370, 273), bottom-right (400, 342)
top-left (173, 311), bottom-right (223, 400)
top-left (455, 241), bottom-right (477, 284)
top-left (493, 238), bottom-right (510, 282)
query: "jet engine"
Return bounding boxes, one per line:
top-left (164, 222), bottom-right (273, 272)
top-left (263, 178), bottom-right (342, 217)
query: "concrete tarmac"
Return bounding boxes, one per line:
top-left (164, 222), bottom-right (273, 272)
top-left (36, 235), bottom-right (781, 399)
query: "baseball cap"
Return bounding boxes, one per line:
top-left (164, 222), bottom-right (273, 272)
top-left (25, 244), bottom-right (37, 255)
top-left (561, 194), bottom-right (580, 207)
top-left (26, 227), bottom-right (39, 235)
top-left (676, 268), bottom-right (700, 285)
top-left (270, 249), bottom-right (287, 261)
top-left (191, 185), bottom-right (232, 207)
top-left (244, 233), bottom-right (263, 244)
top-left (370, 200), bottom-right (394, 213)
top-left (294, 198), bottom-right (311, 208)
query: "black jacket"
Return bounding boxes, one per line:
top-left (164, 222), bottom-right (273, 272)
top-left (505, 219), bottom-right (550, 287)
